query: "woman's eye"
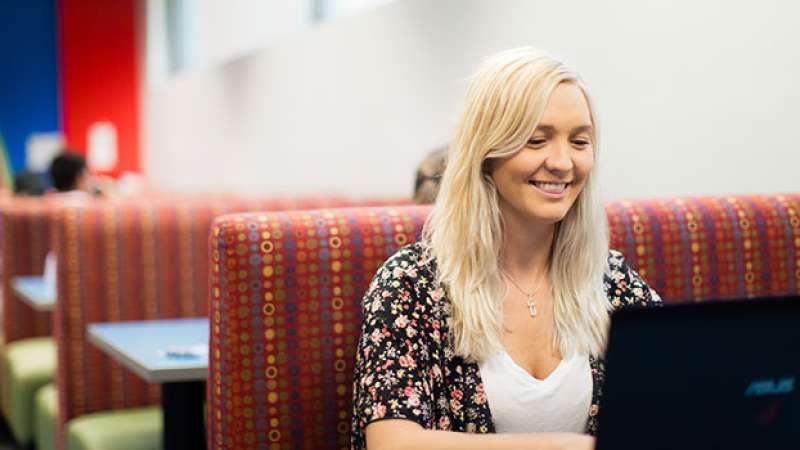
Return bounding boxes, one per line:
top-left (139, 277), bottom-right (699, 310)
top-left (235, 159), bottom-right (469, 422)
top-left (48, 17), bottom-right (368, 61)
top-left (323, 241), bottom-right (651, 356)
top-left (572, 139), bottom-right (590, 147)
top-left (527, 138), bottom-right (546, 146)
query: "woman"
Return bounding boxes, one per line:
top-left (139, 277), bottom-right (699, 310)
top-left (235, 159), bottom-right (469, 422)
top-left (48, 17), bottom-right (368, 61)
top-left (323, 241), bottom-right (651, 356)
top-left (351, 48), bottom-right (661, 450)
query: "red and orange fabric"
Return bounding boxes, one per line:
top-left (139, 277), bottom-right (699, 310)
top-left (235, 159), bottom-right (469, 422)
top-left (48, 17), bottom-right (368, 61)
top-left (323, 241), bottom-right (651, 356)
top-left (209, 205), bottom-right (431, 449)
top-left (0, 197), bottom-right (54, 343)
top-left (607, 194), bottom-right (800, 303)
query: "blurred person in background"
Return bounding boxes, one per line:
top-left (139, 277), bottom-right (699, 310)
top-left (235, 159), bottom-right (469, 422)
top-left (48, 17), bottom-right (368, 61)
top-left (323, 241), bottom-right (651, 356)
top-left (413, 147), bottom-right (447, 204)
top-left (48, 150), bottom-right (118, 197)
top-left (351, 48), bottom-right (660, 450)
top-left (49, 150), bottom-right (90, 193)
top-left (49, 150), bottom-right (91, 195)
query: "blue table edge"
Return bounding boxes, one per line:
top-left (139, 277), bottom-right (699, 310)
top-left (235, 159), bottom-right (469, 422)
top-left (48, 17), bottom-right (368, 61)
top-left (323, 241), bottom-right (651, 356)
top-left (86, 319), bottom-right (209, 383)
top-left (11, 275), bottom-right (55, 312)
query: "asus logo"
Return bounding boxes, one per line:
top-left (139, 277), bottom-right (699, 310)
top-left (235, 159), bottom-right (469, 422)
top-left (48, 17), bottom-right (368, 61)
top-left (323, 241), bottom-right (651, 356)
top-left (745, 377), bottom-right (796, 397)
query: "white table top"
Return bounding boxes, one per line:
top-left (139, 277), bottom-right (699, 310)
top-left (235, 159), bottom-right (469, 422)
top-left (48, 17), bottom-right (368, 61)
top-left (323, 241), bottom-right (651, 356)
top-left (11, 276), bottom-right (55, 312)
top-left (87, 318), bottom-right (209, 383)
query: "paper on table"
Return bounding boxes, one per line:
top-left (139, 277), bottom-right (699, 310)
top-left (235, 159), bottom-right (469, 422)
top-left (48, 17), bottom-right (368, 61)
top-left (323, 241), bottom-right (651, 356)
top-left (158, 344), bottom-right (209, 359)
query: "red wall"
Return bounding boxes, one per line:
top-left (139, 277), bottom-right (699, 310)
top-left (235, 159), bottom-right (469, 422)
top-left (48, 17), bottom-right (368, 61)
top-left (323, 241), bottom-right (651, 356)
top-left (58, 0), bottom-right (140, 175)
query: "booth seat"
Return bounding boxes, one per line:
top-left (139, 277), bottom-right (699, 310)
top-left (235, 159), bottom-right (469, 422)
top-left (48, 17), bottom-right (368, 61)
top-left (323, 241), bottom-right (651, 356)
top-left (0, 198), bottom-right (58, 446)
top-left (604, 194), bottom-right (800, 302)
top-left (0, 194), bottom-right (219, 447)
top-left (207, 194), bottom-right (800, 449)
top-left (1, 336), bottom-right (55, 446)
top-left (47, 196), bottom-right (409, 450)
top-left (0, 197), bottom-right (54, 343)
top-left (208, 205), bottom-right (432, 449)
top-left (33, 383), bottom-right (57, 450)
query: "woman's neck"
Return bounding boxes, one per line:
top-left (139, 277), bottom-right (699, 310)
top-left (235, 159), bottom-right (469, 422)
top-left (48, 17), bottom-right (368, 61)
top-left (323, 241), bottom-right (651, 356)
top-left (500, 211), bottom-right (555, 279)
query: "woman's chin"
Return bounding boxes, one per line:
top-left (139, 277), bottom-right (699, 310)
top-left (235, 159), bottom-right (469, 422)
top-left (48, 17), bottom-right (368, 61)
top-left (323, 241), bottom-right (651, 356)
top-left (524, 206), bottom-right (571, 225)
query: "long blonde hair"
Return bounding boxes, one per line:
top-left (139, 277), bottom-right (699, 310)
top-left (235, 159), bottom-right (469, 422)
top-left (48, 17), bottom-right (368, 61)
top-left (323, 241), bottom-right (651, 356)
top-left (421, 47), bottom-right (610, 362)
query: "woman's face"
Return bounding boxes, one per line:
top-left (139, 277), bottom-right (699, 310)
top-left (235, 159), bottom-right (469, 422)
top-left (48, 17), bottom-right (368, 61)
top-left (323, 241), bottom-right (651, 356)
top-left (491, 81), bottom-right (595, 226)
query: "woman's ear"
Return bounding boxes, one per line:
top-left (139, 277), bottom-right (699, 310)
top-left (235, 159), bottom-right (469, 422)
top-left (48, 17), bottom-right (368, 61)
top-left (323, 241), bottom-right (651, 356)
top-left (482, 158), bottom-right (491, 173)
top-left (481, 159), bottom-right (495, 179)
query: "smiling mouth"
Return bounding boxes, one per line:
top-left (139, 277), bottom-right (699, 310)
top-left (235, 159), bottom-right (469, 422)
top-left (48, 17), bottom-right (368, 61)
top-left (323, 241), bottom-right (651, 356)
top-left (528, 180), bottom-right (571, 194)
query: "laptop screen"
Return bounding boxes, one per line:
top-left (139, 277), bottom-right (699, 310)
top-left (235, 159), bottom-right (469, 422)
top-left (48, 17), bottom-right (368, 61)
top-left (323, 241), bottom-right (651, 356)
top-left (596, 297), bottom-right (800, 450)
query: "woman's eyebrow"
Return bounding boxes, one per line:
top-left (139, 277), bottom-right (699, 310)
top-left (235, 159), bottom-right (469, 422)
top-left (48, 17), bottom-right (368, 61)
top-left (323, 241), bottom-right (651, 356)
top-left (534, 124), bottom-right (594, 134)
top-left (534, 124), bottom-right (556, 134)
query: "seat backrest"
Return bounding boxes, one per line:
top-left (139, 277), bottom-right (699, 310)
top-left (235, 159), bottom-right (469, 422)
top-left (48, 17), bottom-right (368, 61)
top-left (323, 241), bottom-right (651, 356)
top-left (607, 194), bottom-right (800, 302)
top-left (0, 197), bottom-right (54, 342)
top-left (208, 205), bottom-right (431, 449)
top-left (51, 196), bottom-right (407, 439)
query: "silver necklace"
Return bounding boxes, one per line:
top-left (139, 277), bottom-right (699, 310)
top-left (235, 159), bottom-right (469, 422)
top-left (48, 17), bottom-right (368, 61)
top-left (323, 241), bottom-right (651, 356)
top-left (504, 271), bottom-right (542, 317)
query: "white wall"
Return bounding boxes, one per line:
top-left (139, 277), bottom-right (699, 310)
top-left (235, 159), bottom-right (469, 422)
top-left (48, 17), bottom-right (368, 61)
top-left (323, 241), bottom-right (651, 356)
top-left (193, 0), bottom-right (312, 68)
top-left (145, 0), bottom-right (312, 84)
top-left (325, 0), bottom-right (397, 18)
top-left (144, 0), bottom-right (800, 200)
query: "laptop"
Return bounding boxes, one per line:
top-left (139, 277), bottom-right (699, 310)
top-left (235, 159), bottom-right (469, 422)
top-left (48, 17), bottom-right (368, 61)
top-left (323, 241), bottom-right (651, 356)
top-left (596, 297), bottom-right (800, 450)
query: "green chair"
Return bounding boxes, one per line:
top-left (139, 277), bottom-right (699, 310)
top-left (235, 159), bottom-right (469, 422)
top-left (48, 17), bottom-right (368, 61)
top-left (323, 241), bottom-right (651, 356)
top-left (0, 336), bottom-right (55, 446)
top-left (66, 407), bottom-right (163, 450)
top-left (32, 382), bottom-right (163, 450)
top-left (33, 382), bottom-right (58, 450)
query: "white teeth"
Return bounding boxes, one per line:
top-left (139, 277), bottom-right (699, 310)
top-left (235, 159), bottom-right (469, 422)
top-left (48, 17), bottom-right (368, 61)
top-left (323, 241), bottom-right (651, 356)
top-left (532, 181), bottom-right (567, 192)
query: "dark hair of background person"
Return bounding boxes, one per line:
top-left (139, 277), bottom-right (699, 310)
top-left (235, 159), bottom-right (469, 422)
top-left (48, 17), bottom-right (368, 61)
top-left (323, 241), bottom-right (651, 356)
top-left (413, 147), bottom-right (447, 204)
top-left (49, 151), bottom-right (87, 192)
top-left (13, 170), bottom-right (46, 196)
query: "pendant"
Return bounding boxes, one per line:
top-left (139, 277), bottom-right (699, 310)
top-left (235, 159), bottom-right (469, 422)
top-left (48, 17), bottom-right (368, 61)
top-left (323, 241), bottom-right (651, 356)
top-left (527, 295), bottom-right (537, 317)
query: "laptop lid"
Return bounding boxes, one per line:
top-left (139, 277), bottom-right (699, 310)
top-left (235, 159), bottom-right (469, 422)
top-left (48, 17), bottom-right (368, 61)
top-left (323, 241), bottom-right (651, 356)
top-left (596, 297), bottom-right (800, 450)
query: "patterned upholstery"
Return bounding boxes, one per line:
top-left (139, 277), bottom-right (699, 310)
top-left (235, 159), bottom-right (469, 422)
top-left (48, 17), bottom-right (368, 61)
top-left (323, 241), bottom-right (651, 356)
top-left (208, 194), bottom-right (800, 449)
top-left (606, 194), bottom-right (800, 303)
top-left (0, 197), bottom-right (54, 343)
top-left (208, 205), bottom-right (431, 450)
top-left (51, 196), bottom-right (407, 446)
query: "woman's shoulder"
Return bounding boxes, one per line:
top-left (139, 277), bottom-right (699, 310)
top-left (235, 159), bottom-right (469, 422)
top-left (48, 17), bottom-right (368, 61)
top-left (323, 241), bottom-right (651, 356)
top-left (604, 249), bottom-right (662, 309)
top-left (362, 241), bottom-right (445, 321)
top-left (372, 241), bottom-right (435, 284)
top-left (383, 241), bottom-right (429, 267)
top-left (605, 249), bottom-right (628, 274)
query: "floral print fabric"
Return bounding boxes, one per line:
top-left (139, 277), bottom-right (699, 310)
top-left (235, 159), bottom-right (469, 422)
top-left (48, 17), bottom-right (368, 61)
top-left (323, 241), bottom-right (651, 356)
top-left (351, 242), bottom-right (661, 449)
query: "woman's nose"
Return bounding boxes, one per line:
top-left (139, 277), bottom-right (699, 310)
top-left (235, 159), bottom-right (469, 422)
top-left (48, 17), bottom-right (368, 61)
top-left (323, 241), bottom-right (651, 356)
top-left (544, 142), bottom-right (573, 173)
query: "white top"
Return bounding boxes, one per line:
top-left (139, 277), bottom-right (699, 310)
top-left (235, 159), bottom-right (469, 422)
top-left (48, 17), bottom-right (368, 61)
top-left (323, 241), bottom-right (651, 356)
top-left (479, 351), bottom-right (592, 433)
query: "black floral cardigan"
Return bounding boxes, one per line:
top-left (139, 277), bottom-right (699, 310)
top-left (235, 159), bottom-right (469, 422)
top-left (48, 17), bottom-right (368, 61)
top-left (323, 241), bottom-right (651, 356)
top-left (351, 242), bottom-right (661, 449)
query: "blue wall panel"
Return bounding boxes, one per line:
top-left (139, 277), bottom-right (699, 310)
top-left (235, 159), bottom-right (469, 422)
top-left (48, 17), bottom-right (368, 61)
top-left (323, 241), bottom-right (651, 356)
top-left (0, 0), bottom-right (59, 172)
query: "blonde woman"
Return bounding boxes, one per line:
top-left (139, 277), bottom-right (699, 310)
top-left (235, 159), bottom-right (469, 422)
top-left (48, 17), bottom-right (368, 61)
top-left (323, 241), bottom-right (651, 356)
top-left (351, 48), bottom-right (661, 450)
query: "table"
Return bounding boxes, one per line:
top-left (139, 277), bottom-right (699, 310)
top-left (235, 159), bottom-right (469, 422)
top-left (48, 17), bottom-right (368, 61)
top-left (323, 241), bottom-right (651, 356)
top-left (11, 276), bottom-right (55, 311)
top-left (87, 318), bottom-right (209, 450)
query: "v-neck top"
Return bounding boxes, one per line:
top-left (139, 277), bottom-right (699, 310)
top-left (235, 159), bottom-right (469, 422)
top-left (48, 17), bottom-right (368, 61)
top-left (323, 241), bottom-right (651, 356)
top-left (479, 352), bottom-right (592, 433)
top-left (350, 243), bottom-right (662, 449)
